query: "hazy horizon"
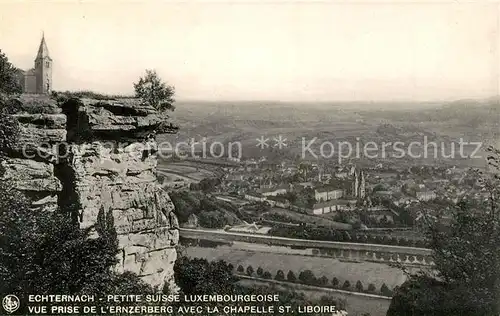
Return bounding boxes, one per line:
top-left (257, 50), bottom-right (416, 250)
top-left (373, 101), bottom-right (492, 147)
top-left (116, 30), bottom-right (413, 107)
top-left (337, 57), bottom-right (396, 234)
top-left (1, 1), bottom-right (499, 103)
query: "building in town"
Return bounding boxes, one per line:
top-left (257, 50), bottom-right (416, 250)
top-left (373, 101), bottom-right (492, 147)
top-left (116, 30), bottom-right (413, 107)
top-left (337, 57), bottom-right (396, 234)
top-left (314, 186), bottom-right (344, 202)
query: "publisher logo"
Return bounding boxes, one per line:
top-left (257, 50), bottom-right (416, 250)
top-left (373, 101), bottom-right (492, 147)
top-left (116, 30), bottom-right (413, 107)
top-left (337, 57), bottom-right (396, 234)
top-left (2, 295), bottom-right (20, 314)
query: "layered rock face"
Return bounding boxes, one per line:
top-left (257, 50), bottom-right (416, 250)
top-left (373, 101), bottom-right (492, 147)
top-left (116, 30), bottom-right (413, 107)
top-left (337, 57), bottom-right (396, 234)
top-left (2, 95), bottom-right (179, 291)
top-left (1, 97), bottom-right (65, 212)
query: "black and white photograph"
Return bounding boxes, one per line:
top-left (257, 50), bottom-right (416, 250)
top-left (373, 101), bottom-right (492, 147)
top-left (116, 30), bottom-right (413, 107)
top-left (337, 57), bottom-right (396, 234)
top-left (0, 1), bottom-right (499, 315)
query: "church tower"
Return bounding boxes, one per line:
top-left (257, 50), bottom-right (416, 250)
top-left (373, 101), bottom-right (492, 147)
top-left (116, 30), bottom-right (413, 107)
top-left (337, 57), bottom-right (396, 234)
top-left (359, 171), bottom-right (366, 199)
top-left (352, 170), bottom-right (359, 197)
top-left (34, 34), bottom-right (52, 94)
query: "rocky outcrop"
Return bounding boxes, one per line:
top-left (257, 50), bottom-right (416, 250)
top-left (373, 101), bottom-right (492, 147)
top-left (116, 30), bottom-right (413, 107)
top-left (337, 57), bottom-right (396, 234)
top-left (1, 100), bottom-right (66, 211)
top-left (65, 141), bottom-right (179, 289)
top-left (61, 98), bottom-right (177, 143)
top-left (2, 95), bottom-right (179, 291)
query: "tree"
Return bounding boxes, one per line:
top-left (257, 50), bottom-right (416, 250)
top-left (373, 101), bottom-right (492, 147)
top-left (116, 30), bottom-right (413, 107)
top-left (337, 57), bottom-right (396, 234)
top-left (298, 270), bottom-right (316, 285)
top-left (134, 69), bottom-right (175, 112)
top-left (287, 270), bottom-right (297, 282)
top-left (368, 283), bottom-right (376, 293)
top-left (0, 50), bottom-right (22, 95)
top-left (262, 271), bottom-right (272, 279)
top-left (237, 265), bottom-right (244, 273)
top-left (388, 147), bottom-right (500, 316)
top-left (386, 275), bottom-right (473, 315)
top-left (0, 110), bottom-right (20, 152)
top-left (275, 270), bottom-right (285, 281)
top-left (356, 280), bottom-right (364, 292)
top-left (257, 267), bottom-right (264, 276)
top-left (332, 277), bottom-right (339, 288)
top-left (372, 184), bottom-right (387, 193)
top-left (0, 181), bottom-right (151, 312)
top-left (318, 276), bottom-right (329, 287)
top-left (342, 280), bottom-right (351, 290)
top-left (0, 93), bottom-right (21, 152)
top-left (380, 283), bottom-right (392, 296)
top-left (246, 265), bottom-right (254, 276)
top-left (174, 257), bottom-right (236, 296)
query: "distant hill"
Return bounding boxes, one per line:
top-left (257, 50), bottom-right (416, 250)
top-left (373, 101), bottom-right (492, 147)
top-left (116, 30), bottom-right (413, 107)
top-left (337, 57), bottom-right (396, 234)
top-left (158, 98), bottom-right (500, 167)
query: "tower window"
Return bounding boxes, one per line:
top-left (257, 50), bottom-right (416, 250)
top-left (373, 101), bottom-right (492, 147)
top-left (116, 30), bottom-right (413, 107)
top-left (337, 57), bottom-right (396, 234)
top-left (45, 61), bottom-right (50, 67)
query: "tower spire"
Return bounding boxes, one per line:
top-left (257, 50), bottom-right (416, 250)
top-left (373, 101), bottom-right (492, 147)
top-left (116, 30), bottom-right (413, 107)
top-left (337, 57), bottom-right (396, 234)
top-left (34, 32), bottom-right (53, 94)
top-left (36, 33), bottom-right (50, 60)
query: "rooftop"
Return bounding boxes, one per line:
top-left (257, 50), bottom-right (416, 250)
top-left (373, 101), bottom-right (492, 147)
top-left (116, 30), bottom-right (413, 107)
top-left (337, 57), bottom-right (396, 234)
top-left (312, 199), bottom-right (356, 209)
top-left (315, 186), bottom-right (344, 193)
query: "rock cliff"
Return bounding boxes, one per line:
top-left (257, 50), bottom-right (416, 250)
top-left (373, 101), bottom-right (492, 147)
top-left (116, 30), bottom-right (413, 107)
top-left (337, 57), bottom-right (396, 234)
top-left (1, 95), bottom-right (179, 291)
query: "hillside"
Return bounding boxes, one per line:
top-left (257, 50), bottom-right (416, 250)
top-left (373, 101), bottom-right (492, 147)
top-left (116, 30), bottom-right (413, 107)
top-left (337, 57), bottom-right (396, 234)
top-left (157, 98), bottom-right (499, 168)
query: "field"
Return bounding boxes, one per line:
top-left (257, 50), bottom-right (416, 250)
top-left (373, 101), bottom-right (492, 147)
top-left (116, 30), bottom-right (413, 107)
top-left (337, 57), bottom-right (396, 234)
top-left (185, 245), bottom-right (414, 289)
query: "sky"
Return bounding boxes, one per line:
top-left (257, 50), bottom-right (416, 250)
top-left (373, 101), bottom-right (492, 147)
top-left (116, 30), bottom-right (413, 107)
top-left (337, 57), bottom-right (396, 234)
top-left (0, 0), bottom-right (499, 102)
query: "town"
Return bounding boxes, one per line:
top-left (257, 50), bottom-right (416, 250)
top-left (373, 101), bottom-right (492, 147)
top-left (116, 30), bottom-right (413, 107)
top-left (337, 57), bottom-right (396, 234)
top-left (162, 153), bottom-right (482, 241)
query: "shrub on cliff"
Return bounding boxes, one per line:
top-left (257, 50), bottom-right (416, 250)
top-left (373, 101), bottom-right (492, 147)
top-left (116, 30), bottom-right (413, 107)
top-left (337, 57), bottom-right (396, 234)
top-left (0, 94), bottom-right (21, 152)
top-left (53, 90), bottom-right (129, 101)
top-left (18, 96), bottom-right (60, 114)
top-left (134, 69), bottom-right (175, 112)
top-left (0, 110), bottom-right (20, 152)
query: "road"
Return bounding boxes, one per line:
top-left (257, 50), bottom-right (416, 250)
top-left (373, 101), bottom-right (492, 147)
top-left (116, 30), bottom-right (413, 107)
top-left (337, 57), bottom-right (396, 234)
top-left (157, 168), bottom-right (202, 183)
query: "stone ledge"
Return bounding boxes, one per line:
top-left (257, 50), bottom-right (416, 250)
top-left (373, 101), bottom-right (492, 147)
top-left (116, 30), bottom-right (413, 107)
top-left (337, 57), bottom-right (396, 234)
top-left (1, 157), bottom-right (62, 192)
top-left (12, 113), bottom-right (66, 129)
top-left (61, 98), bottom-right (174, 142)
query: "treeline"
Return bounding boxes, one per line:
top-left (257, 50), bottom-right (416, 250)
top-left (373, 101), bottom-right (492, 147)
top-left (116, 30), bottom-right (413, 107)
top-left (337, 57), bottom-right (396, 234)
top-left (189, 177), bottom-right (222, 192)
top-left (170, 191), bottom-right (244, 228)
top-left (234, 264), bottom-right (395, 297)
top-left (262, 212), bottom-right (304, 224)
top-left (179, 237), bottom-right (231, 248)
top-left (268, 225), bottom-right (429, 248)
